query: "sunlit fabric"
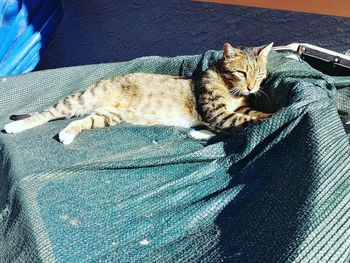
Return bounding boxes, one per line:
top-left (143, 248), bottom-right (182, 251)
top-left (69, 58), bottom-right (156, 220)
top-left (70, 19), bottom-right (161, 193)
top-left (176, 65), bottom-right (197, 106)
top-left (0, 51), bottom-right (349, 262)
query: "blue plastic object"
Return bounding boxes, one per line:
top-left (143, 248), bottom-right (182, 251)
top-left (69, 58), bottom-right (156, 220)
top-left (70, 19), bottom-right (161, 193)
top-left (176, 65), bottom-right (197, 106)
top-left (0, 0), bottom-right (63, 76)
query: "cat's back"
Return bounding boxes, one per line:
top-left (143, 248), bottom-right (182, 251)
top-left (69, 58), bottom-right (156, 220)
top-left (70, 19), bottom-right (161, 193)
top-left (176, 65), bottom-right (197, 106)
top-left (120, 72), bottom-right (192, 92)
top-left (105, 72), bottom-right (194, 105)
top-left (104, 72), bottom-right (199, 127)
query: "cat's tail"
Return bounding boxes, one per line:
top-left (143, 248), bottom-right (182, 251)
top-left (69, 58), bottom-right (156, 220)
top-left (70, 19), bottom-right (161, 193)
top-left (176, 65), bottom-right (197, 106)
top-left (10, 113), bottom-right (38, 121)
top-left (3, 89), bottom-right (97, 134)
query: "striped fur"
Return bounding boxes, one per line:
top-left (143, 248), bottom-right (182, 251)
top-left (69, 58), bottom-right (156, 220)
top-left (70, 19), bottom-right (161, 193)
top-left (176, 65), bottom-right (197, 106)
top-left (3, 43), bottom-right (273, 144)
top-left (195, 42), bottom-right (273, 133)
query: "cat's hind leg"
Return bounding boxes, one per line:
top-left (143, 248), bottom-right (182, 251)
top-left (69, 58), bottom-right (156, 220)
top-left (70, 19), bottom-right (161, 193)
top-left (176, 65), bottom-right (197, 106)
top-left (3, 109), bottom-right (68, 134)
top-left (58, 107), bottom-right (123, 144)
top-left (3, 91), bottom-right (94, 134)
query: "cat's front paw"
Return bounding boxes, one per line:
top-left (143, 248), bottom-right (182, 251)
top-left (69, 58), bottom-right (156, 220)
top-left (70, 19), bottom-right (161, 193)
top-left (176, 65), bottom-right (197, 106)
top-left (58, 130), bottom-right (76, 145)
top-left (3, 121), bottom-right (26, 134)
top-left (257, 112), bottom-right (273, 121)
top-left (189, 129), bottom-right (215, 140)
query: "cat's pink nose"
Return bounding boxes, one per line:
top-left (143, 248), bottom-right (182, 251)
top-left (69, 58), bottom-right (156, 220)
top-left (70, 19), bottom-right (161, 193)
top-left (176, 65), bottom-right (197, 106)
top-left (247, 87), bottom-right (253, 91)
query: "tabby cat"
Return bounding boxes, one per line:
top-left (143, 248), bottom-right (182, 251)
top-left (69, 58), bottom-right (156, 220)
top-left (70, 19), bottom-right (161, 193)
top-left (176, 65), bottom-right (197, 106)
top-left (3, 43), bottom-right (273, 144)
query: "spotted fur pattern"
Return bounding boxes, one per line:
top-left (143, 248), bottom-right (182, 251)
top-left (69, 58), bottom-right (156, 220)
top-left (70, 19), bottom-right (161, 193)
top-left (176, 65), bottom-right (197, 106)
top-left (3, 43), bottom-right (273, 144)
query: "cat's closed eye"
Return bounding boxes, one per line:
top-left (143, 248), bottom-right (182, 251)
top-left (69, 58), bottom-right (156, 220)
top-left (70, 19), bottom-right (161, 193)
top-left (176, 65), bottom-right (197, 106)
top-left (234, 71), bottom-right (247, 79)
top-left (222, 70), bottom-right (246, 80)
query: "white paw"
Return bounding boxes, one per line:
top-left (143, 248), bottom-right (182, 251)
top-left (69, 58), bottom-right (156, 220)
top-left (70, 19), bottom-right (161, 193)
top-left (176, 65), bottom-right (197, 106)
top-left (189, 129), bottom-right (215, 140)
top-left (58, 130), bottom-right (76, 145)
top-left (3, 121), bottom-right (26, 134)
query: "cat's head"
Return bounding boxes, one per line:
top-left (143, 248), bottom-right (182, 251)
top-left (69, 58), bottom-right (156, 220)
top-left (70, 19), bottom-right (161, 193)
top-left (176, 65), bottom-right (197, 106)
top-left (220, 42), bottom-right (273, 96)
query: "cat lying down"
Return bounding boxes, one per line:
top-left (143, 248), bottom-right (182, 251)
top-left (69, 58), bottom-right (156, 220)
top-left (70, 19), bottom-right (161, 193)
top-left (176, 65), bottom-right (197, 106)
top-left (3, 42), bottom-right (273, 144)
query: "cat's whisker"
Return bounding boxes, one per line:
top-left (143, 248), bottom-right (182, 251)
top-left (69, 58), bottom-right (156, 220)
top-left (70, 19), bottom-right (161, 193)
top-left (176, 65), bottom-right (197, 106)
top-left (230, 88), bottom-right (240, 97)
top-left (257, 89), bottom-right (271, 103)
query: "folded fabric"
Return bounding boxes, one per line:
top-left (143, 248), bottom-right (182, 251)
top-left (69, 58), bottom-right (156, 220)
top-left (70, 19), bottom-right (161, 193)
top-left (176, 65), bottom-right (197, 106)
top-left (0, 50), bottom-right (349, 262)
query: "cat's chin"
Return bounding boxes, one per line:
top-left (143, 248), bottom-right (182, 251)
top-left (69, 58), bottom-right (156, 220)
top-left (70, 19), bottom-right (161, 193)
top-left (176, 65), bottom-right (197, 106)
top-left (230, 88), bottom-right (250, 97)
top-left (236, 91), bottom-right (250, 96)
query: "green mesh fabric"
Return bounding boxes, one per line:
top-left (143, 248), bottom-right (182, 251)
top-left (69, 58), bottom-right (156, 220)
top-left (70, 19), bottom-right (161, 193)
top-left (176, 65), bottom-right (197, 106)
top-left (0, 51), bottom-right (349, 263)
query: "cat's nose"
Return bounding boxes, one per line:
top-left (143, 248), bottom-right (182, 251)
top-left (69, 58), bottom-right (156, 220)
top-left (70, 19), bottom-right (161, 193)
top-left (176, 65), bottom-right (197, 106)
top-left (247, 87), bottom-right (253, 92)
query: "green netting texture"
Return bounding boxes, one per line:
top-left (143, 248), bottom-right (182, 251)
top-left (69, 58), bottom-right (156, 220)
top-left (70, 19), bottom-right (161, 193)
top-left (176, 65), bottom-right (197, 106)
top-left (0, 50), bottom-right (349, 262)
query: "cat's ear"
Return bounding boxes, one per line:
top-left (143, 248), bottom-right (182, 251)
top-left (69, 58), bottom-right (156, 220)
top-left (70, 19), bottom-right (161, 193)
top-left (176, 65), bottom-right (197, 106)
top-left (223, 43), bottom-right (239, 59)
top-left (258, 42), bottom-right (274, 59)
